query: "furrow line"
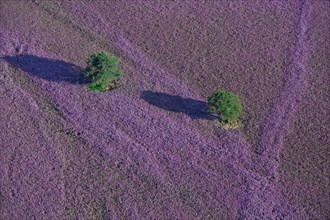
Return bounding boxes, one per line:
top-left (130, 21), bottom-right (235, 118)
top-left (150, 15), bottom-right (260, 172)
top-left (256, 0), bottom-right (314, 178)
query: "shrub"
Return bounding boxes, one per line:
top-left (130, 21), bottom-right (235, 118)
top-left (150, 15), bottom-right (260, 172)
top-left (83, 51), bottom-right (124, 92)
top-left (207, 90), bottom-right (243, 123)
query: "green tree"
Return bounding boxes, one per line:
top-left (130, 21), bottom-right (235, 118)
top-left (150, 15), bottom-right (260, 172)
top-left (83, 51), bottom-right (124, 91)
top-left (207, 90), bottom-right (243, 124)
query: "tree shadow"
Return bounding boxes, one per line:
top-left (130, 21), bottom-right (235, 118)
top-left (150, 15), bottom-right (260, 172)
top-left (141, 91), bottom-right (218, 120)
top-left (1, 54), bottom-right (87, 84)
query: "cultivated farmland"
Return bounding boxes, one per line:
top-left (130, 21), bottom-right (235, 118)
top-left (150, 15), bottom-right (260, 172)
top-left (0, 1), bottom-right (329, 219)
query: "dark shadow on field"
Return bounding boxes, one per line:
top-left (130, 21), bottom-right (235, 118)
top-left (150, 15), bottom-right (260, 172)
top-left (141, 91), bottom-right (218, 120)
top-left (1, 54), bottom-right (87, 84)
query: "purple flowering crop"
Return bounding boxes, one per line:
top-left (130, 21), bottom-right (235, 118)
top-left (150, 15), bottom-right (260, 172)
top-left (0, 0), bottom-right (328, 219)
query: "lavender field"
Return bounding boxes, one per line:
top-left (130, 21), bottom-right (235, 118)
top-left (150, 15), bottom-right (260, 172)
top-left (0, 0), bottom-right (329, 219)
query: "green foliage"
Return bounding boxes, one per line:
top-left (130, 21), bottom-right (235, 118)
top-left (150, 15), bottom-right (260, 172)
top-left (83, 51), bottom-right (123, 92)
top-left (207, 90), bottom-right (243, 123)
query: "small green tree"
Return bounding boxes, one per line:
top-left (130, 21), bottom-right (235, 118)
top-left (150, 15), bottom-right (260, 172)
top-left (83, 51), bottom-right (124, 92)
top-left (207, 90), bottom-right (243, 124)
